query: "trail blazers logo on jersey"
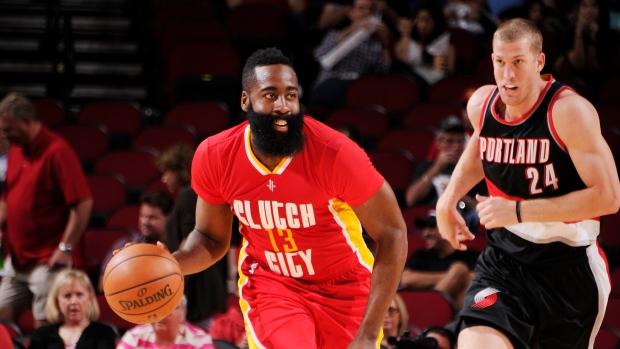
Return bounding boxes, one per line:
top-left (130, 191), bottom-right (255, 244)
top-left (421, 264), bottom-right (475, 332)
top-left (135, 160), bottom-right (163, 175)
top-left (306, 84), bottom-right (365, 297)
top-left (471, 287), bottom-right (500, 309)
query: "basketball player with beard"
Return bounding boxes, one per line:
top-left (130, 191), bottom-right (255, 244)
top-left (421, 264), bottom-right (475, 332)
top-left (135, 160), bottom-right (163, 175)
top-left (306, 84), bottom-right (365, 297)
top-left (436, 19), bottom-right (620, 349)
top-left (172, 48), bottom-right (407, 349)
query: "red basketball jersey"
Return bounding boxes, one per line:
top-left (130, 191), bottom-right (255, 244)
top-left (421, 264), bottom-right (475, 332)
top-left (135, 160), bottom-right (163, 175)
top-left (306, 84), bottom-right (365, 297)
top-left (192, 116), bottom-right (384, 282)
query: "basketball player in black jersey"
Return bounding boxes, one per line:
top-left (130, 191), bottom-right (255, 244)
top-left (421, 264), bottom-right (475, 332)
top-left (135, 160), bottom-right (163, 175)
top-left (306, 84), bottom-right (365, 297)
top-left (436, 18), bottom-right (620, 349)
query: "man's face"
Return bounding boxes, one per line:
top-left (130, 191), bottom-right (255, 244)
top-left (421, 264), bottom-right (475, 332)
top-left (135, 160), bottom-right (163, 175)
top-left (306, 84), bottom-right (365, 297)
top-left (138, 203), bottom-right (168, 241)
top-left (437, 132), bottom-right (466, 162)
top-left (492, 37), bottom-right (544, 107)
top-left (422, 227), bottom-right (441, 250)
top-left (349, 0), bottom-right (374, 22)
top-left (243, 64), bottom-right (305, 157)
top-left (0, 112), bottom-right (27, 145)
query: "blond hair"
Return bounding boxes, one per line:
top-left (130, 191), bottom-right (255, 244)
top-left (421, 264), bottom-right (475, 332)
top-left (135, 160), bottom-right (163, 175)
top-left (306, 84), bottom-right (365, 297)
top-left (493, 18), bottom-right (543, 55)
top-left (0, 93), bottom-right (38, 121)
top-left (393, 293), bottom-right (409, 336)
top-left (45, 269), bottom-right (100, 324)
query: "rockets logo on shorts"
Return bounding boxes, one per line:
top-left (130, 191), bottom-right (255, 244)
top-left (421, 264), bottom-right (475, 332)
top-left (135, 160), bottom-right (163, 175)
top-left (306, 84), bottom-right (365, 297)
top-left (471, 287), bottom-right (500, 309)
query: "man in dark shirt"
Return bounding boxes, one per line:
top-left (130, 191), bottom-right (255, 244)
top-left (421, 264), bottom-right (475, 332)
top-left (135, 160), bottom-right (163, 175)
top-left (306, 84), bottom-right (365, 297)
top-left (401, 210), bottom-right (479, 310)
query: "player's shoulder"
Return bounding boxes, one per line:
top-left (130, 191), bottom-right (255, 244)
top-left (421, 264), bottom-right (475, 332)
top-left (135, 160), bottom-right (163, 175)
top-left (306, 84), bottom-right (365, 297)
top-left (468, 85), bottom-right (496, 108)
top-left (552, 87), bottom-right (598, 123)
top-left (303, 115), bottom-right (352, 149)
top-left (196, 122), bottom-right (247, 154)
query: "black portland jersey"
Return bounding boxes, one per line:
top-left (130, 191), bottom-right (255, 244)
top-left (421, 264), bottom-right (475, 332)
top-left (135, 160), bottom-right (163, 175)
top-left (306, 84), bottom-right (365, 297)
top-left (479, 76), bottom-right (598, 265)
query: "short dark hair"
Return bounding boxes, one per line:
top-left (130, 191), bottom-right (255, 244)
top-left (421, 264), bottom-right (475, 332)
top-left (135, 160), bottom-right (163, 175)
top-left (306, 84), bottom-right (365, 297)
top-left (140, 190), bottom-right (174, 215)
top-left (422, 326), bottom-right (457, 349)
top-left (241, 48), bottom-right (293, 91)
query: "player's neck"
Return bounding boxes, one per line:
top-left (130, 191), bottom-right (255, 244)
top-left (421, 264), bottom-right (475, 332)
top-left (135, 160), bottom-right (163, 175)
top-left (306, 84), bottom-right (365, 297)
top-left (253, 148), bottom-right (285, 172)
top-left (501, 79), bottom-right (548, 121)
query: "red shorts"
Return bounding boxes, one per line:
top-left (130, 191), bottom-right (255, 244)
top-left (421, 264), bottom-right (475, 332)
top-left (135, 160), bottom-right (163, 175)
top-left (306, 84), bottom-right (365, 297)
top-left (239, 258), bottom-right (378, 349)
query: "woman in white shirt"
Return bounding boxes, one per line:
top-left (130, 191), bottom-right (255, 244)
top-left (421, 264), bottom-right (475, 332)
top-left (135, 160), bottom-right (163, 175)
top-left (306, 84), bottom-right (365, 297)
top-left (395, 2), bottom-right (456, 87)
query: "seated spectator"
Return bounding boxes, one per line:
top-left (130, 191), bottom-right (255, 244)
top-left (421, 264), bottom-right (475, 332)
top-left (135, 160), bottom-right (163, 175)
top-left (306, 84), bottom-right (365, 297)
top-left (558, 0), bottom-right (618, 96)
top-left (420, 326), bottom-right (457, 349)
top-left (400, 210), bottom-right (479, 310)
top-left (98, 191), bottom-right (173, 292)
top-left (117, 295), bottom-right (215, 349)
top-left (29, 269), bottom-right (116, 349)
top-left (310, 0), bottom-right (392, 108)
top-left (380, 293), bottom-right (409, 349)
top-left (156, 144), bottom-right (228, 326)
top-left (395, 1), bottom-right (456, 92)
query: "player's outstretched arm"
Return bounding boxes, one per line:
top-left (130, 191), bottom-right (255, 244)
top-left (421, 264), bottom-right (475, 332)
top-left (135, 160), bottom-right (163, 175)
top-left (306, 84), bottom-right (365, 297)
top-left (436, 86), bottom-right (490, 249)
top-left (173, 197), bottom-right (233, 275)
top-left (348, 181), bottom-right (407, 349)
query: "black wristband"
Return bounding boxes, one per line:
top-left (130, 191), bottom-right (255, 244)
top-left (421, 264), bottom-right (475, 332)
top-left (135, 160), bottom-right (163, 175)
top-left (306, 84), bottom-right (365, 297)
top-left (516, 201), bottom-right (522, 223)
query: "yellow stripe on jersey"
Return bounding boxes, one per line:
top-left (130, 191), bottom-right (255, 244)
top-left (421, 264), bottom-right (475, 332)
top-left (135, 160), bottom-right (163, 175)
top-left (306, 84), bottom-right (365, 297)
top-left (238, 239), bottom-right (267, 349)
top-left (328, 198), bottom-right (375, 271)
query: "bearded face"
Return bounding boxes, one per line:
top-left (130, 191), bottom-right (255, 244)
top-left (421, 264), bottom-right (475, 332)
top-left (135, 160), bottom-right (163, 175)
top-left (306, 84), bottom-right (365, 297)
top-left (246, 102), bottom-right (305, 157)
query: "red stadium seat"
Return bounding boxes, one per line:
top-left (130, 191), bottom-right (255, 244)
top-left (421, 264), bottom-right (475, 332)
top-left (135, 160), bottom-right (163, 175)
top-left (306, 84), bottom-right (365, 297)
top-left (131, 124), bottom-right (197, 153)
top-left (97, 294), bottom-right (135, 331)
top-left (106, 204), bottom-right (140, 233)
top-left (77, 101), bottom-right (142, 148)
top-left (55, 122), bottom-right (109, 165)
top-left (398, 290), bottom-right (455, 332)
top-left (603, 298), bottom-right (620, 330)
top-left (83, 227), bottom-right (135, 284)
top-left (160, 21), bottom-right (230, 59)
top-left (450, 27), bottom-right (477, 74)
top-left (164, 101), bottom-right (230, 138)
top-left (601, 210), bottom-right (620, 248)
top-left (610, 269), bottom-right (620, 299)
top-left (346, 75), bottom-right (419, 116)
top-left (595, 103), bottom-right (620, 130)
top-left (325, 106), bottom-right (389, 149)
top-left (403, 103), bottom-right (463, 130)
top-left (401, 206), bottom-right (435, 231)
top-left (429, 76), bottom-right (491, 104)
top-left (31, 98), bottom-right (65, 128)
top-left (87, 173), bottom-right (127, 225)
top-left (595, 326), bottom-right (620, 349)
top-left (94, 149), bottom-right (159, 191)
top-left (227, 3), bottom-right (288, 41)
top-left (368, 150), bottom-right (416, 207)
top-left (153, 3), bottom-right (214, 40)
top-left (376, 128), bottom-right (437, 163)
top-left (407, 233), bottom-right (427, 260)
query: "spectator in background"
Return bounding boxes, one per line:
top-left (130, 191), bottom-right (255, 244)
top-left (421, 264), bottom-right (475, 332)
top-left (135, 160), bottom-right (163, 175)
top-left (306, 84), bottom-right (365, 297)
top-left (559, 0), bottom-right (618, 96)
top-left (29, 269), bottom-right (116, 349)
top-left (0, 93), bottom-right (92, 328)
top-left (0, 125), bottom-right (8, 195)
top-left (421, 326), bottom-right (457, 349)
top-left (380, 293), bottom-right (409, 349)
top-left (310, 0), bottom-right (392, 108)
top-left (400, 210), bottom-right (479, 310)
top-left (210, 305), bottom-right (247, 349)
top-left (405, 116), bottom-right (466, 207)
top-left (156, 144), bottom-right (228, 327)
top-left (395, 0), bottom-right (455, 94)
top-left (98, 191), bottom-right (173, 292)
top-left (117, 295), bottom-right (215, 349)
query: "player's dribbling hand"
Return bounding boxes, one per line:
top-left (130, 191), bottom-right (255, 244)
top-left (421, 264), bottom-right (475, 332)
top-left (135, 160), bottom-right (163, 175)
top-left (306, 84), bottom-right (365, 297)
top-left (476, 194), bottom-right (519, 228)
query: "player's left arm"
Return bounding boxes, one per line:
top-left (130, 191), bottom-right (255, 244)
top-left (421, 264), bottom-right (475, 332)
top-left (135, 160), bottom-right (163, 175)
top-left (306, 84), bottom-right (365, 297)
top-left (349, 181), bottom-right (407, 348)
top-left (480, 92), bottom-right (620, 228)
top-left (522, 92), bottom-right (620, 221)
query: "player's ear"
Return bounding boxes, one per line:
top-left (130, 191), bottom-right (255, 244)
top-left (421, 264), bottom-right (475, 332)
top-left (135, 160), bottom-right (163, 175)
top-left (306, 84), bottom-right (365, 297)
top-left (241, 91), bottom-right (249, 112)
top-left (537, 52), bottom-right (545, 73)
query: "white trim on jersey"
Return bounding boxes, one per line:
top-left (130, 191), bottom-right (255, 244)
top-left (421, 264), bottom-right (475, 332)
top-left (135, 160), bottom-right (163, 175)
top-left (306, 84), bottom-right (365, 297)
top-left (504, 219), bottom-right (599, 247)
top-left (586, 243), bottom-right (611, 349)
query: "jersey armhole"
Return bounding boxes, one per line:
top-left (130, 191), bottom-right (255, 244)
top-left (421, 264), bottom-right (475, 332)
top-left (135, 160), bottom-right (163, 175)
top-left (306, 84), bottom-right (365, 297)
top-left (547, 86), bottom-right (575, 153)
top-left (478, 88), bottom-right (496, 131)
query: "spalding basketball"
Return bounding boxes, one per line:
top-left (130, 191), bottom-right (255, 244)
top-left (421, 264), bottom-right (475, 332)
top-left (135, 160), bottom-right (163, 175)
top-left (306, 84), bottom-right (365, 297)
top-left (103, 243), bottom-right (184, 324)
